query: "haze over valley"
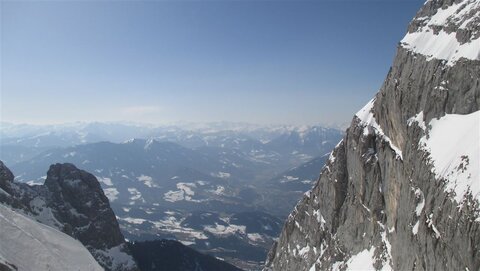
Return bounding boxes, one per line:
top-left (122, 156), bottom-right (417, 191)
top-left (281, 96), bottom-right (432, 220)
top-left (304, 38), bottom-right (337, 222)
top-left (0, 121), bottom-right (343, 269)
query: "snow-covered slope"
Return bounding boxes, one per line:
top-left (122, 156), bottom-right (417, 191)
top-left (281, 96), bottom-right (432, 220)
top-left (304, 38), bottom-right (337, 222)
top-left (413, 111), bottom-right (480, 204)
top-left (401, 0), bottom-right (480, 66)
top-left (0, 203), bottom-right (103, 271)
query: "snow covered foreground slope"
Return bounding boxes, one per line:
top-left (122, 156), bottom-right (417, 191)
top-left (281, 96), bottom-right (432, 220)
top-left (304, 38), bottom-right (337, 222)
top-left (265, 0), bottom-right (480, 270)
top-left (0, 203), bottom-right (103, 271)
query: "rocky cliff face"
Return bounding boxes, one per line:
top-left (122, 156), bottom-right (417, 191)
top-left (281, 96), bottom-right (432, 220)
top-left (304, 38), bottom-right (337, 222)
top-left (43, 163), bottom-right (137, 271)
top-left (264, 0), bottom-right (480, 270)
top-left (0, 161), bottom-right (138, 271)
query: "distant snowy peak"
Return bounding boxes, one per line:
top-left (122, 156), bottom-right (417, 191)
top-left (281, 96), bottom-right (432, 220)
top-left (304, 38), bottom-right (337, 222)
top-left (401, 0), bottom-right (480, 65)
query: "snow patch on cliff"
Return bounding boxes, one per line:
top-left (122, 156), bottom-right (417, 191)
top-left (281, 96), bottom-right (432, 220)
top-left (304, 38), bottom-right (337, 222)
top-left (401, 30), bottom-right (480, 66)
top-left (407, 111), bottom-right (427, 131)
top-left (419, 111), bottom-right (480, 204)
top-left (356, 98), bottom-right (403, 160)
top-left (344, 248), bottom-right (375, 270)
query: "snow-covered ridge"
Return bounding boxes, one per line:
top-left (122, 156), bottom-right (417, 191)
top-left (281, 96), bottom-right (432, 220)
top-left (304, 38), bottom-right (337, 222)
top-left (0, 203), bottom-right (103, 271)
top-left (401, 0), bottom-right (480, 66)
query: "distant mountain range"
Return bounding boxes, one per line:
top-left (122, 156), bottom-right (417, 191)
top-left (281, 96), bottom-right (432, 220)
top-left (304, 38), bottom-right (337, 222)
top-left (0, 122), bottom-right (343, 269)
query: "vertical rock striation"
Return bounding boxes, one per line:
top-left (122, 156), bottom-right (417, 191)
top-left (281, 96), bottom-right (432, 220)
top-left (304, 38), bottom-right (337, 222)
top-left (264, 0), bottom-right (480, 270)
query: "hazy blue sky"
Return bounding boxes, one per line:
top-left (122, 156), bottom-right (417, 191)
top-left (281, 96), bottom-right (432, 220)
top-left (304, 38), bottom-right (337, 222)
top-left (1, 0), bottom-right (423, 125)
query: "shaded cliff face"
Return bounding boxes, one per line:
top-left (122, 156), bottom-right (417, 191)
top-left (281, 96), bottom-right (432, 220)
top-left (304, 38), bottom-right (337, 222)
top-left (0, 161), bottom-right (15, 203)
top-left (128, 239), bottom-right (244, 271)
top-left (0, 161), bottom-right (138, 271)
top-left (265, 0), bottom-right (480, 270)
top-left (0, 161), bottom-right (14, 192)
top-left (45, 164), bottom-right (124, 244)
top-left (44, 163), bottom-right (137, 271)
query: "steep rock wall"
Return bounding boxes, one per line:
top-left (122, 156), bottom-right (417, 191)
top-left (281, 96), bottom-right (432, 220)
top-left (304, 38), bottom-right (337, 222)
top-left (264, 0), bottom-right (480, 270)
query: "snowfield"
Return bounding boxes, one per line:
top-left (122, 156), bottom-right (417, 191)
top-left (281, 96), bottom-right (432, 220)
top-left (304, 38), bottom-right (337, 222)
top-left (137, 175), bottom-right (156, 188)
top-left (0, 203), bottom-right (103, 271)
top-left (163, 182), bottom-right (201, 202)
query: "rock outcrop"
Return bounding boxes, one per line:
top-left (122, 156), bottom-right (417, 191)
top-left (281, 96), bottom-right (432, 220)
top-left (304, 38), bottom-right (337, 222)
top-left (43, 163), bottom-right (137, 271)
top-left (0, 161), bottom-right (138, 271)
top-left (0, 161), bottom-right (14, 194)
top-left (0, 161), bottom-right (15, 204)
top-left (264, 0), bottom-right (480, 270)
top-left (0, 160), bottom-right (35, 212)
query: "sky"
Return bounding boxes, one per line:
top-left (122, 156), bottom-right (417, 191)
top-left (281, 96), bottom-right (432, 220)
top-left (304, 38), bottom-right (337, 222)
top-left (1, 0), bottom-right (423, 126)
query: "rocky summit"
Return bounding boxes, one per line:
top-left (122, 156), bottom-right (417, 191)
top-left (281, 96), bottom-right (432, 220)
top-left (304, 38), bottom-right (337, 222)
top-left (43, 163), bottom-right (138, 270)
top-left (264, 0), bottom-right (480, 270)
